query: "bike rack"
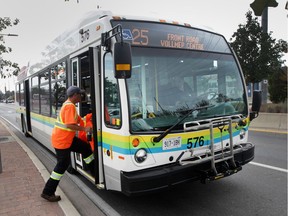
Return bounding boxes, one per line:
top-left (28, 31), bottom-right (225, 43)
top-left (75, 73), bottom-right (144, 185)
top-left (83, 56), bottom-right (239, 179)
top-left (209, 118), bottom-right (237, 176)
top-left (180, 115), bottom-right (245, 181)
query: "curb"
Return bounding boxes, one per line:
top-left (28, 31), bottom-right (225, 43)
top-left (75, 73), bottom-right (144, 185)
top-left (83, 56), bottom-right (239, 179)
top-left (249, 127), bottom-right (288, 134)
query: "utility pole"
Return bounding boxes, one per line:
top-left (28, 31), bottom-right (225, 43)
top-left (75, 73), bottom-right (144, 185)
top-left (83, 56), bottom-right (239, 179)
top-left (261, 7), bottom-right (269, 104)
top-left (250, 0), bottom-right (278, 104)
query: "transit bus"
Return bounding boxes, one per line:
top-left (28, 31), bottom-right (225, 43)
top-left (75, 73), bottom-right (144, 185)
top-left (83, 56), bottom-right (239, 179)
top-left (15, 10), bottom-right (261, 196)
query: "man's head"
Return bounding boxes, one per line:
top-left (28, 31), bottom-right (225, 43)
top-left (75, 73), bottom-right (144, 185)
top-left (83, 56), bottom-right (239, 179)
top-left (67, 86), bottom-right (85, 103)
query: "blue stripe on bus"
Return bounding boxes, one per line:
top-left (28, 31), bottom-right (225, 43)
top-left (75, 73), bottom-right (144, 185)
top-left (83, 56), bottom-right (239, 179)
top-left (28, 113), bottom-right (242, 155)
top-left (31, 116), bottom-right (55, 128)
top-left (101, 130), bottom-right (241, 155)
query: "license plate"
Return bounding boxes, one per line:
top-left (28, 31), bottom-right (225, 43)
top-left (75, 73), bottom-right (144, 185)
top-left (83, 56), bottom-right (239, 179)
top-left (163, 137), bottom-right (182, 150)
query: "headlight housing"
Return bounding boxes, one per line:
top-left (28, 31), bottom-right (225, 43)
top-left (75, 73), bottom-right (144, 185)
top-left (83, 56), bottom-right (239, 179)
top-left (240, 129), bottom-right (246, 140)
top-left (134, 148), bottom-right (147, 163)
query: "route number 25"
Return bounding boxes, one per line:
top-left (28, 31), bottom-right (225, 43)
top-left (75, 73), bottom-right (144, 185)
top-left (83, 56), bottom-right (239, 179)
top-left (132, 29), bottom-right (149, 45)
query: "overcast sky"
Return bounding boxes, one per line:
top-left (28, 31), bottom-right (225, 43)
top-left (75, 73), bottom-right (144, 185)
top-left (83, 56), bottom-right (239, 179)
top-left (0, 0), bottom-right (287, 92)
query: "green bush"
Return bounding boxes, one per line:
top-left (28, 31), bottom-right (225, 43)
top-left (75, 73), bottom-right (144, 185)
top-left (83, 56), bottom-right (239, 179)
top-left (268, 67), bottom-right (287, 103)
top-left (260, 102), bottom-right (287, 113)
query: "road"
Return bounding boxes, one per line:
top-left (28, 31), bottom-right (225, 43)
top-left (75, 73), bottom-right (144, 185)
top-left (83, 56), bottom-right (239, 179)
top-left (0, 103), bottom-right (287, 216)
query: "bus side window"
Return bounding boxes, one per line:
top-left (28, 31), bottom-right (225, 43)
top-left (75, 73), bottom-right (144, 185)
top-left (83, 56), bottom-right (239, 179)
top-left (51, 63), bottom-right (66, 118)
top-left (104, 53), bottom-right (121, 128)
top-left (20, 83), bottom-right (24, 106)
top-left (31, 75), bottom-right (40, 114)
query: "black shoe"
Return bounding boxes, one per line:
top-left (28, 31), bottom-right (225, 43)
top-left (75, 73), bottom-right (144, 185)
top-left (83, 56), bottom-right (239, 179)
top-left (41, 193), bottom-right (61, 202)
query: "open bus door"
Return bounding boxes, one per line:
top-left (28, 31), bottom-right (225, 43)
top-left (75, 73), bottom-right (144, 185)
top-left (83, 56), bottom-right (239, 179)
top-left (70, 57), bottom-right (84, 172)
top-left (69, 47), bottom-right (104, 187)
top-left (88, 46), bottom-right (105, 188)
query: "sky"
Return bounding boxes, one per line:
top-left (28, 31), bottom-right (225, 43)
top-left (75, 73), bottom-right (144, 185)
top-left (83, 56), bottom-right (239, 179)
top-left (0, 0), bottom-right (287, 92)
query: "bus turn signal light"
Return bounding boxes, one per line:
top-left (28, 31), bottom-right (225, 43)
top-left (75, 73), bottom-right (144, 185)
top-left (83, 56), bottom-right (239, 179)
top-left (116, 64), bottom-right (130, 71)
top-left (132, 138), bottom-right (140, 147)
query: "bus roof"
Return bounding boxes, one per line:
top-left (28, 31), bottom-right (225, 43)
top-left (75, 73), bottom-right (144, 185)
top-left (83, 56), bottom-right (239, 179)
top-left (19, 10), bottom-right (217, 81)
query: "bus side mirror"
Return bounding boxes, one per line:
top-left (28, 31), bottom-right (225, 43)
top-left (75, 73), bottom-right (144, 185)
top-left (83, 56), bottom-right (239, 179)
top-left (114, 42), bottom-right (132, 79)
top-left (250, 90), bottom-right (262, 121)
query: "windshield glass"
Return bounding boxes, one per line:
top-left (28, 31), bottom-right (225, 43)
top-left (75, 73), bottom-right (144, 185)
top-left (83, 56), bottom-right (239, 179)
top-left (127, 48), bottom-right (247, 132)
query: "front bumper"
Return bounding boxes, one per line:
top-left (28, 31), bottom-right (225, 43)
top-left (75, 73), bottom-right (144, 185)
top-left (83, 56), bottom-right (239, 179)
top-left (121, 143), bottom-right (254, 196)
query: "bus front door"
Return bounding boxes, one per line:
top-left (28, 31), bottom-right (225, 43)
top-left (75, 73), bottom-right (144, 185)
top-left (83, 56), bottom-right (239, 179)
top-left (70, 49), bottom-right (104, 187)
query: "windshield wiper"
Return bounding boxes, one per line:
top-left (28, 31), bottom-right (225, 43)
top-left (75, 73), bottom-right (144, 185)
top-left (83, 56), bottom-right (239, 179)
top-left (152, 105), bottom-right (214, 143)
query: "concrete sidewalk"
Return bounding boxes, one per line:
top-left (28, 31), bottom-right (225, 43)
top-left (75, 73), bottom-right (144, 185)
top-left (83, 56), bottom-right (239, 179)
top-left (249, 112), bottom-right (287, 132)
top-left (0, 119), bottom-right (80, 216)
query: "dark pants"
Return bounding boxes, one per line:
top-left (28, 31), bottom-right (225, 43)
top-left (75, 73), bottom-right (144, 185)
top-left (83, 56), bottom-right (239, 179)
top-left (42, 137), bottom-right (93, 196)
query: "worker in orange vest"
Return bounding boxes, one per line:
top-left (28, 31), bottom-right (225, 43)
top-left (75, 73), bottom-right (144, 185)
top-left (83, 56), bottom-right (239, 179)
top-left (78, 113), bottom-right (94, 151)
top-left (78, 104), bottom-right (111, 151)
top-left (41, 86), bottom-right (94, 202)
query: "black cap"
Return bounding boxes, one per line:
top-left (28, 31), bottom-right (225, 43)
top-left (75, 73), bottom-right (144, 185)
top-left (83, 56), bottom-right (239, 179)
top-left (67, 86), bottom-right (85, 97)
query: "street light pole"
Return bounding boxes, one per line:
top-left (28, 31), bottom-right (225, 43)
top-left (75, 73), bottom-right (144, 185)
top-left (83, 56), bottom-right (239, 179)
top-left (0, 32), bottom-right (18, 97)
top-left (261, 7), bottom-right (268, 104)
top-left (250, 0), bottom-right (279, 104)
top-left (0, 33), bottom-right (18, 37)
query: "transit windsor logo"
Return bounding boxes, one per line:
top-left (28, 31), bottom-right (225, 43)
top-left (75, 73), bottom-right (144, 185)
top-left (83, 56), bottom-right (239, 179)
top-left (122, 29), bottom-right (133, 40)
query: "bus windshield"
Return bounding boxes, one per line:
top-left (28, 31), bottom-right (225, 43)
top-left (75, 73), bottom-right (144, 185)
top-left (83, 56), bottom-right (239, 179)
top-left (127, 47), bottom-right (247, 132)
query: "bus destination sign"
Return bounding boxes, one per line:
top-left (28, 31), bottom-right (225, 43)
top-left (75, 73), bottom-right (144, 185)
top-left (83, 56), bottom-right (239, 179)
top-left (112, 21), bottom-right (230, 53)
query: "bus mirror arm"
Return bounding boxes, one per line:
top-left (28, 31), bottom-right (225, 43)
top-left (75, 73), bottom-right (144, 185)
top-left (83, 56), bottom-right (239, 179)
top-left (101, 24), bottom-right (123, 51)
top-left (101, 24), bottom-right (132, 79)
top-left (249, 112), bottom-right (259, 121)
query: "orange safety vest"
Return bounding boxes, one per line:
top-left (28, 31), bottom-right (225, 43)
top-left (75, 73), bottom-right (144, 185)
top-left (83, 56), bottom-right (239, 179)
top-left (78, 113), bottom-right (94, 151)
top-left (51, 100), bottom-right (81, 149)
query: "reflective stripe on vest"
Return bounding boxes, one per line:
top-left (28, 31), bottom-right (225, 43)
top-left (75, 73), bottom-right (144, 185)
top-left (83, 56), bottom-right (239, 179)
top-left (50, 171), bottom-right (63, 181)
top-left (54, 101), bottom-right (78, 132)
top-left (83, 153), bottom-right (94, 164)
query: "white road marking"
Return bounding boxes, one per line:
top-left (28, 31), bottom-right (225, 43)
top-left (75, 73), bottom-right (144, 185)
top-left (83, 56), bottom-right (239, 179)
top-left (250, 161), bottom-right (288, 173)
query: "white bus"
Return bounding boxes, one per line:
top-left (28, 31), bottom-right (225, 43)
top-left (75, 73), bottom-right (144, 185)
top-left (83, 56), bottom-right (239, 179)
top-left (15, 10), bottom-right (261, 196)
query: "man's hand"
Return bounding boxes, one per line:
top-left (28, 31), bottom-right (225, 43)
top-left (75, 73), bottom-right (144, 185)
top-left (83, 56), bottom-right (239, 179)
top-left (84, 127), bottom-right (92, 133)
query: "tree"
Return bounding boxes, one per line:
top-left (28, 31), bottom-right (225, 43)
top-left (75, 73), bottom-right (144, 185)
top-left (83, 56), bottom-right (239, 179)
top-left (268, 66), bottom-right (287, 103)
top-left (230, 11), bottom-right (287, 87)
top-left (0, 17), bottom-right (20, 78)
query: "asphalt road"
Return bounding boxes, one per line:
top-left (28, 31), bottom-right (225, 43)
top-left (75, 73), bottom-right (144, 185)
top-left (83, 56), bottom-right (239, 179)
top-left (1, 103), bottom-right (287, 216)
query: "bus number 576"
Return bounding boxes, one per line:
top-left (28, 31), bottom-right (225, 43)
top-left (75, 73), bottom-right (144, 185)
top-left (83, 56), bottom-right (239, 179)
top-left (187, 136), bottom-right (205, 149)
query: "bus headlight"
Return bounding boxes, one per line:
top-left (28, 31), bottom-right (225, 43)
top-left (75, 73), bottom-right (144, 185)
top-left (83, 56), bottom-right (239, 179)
top-left (240, 129), bottom-right (246, 140)
top-left (134, 148), bottom-right (147, 163)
